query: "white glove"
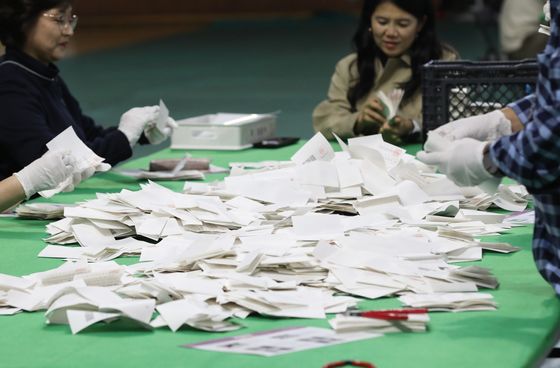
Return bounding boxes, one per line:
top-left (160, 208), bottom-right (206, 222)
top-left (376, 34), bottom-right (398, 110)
top-left (416, 138), bottom-right (494, 187)
top-left (14, 150), bottom-right (75, 198)
top-left (544, 1), bottom-right (551, 22)
top-left (426, 110), bottom-right (512, 149)
top-left (144, 117), bottom-right (178, 145)
top-left (118, 106), bottom-right (160, 147)
top-left (63, 166), bottom-right (96, 193)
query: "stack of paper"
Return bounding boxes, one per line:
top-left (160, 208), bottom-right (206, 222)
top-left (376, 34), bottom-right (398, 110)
top-left (117, 169), bottom-right (205, 181)
top-left (16, 203), bottom-right (70, 220)
top-left (329, 314), bottom-right (429, 333)
top-left (398, 292), bottom-right (497, 311)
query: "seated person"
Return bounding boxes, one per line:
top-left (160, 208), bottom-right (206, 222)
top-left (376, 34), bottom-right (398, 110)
top-left (499, 0), bottom-right (548, 60)
top-left (0, 150), bottom-right (85, 212)
top-left (0, 0), bottom-right (176, 180)
top-left (313, 0), bottom-right (458, 144)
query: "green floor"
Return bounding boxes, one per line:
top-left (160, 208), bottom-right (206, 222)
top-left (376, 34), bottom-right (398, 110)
top-left (58, 13), bottom-right (494, 160)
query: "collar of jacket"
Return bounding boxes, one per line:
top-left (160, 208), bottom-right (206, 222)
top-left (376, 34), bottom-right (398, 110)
top-left (399, 53), bottom-right (412, 66)
top-left (3, 47), bottom-right (60, 81)
top-left (376, 52), bottom-right (412, 68)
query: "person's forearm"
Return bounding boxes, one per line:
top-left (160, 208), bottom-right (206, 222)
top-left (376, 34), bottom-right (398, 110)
top-left (0, 176), bottom-right (26, 212)
top-left (501, 107), bottom-right (524, 133)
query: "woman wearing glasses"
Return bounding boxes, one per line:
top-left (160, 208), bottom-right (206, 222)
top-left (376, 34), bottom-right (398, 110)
top-left (313, 0), bottom-right (458, 144)
top-left (0, 0), bottom-right (176, 181)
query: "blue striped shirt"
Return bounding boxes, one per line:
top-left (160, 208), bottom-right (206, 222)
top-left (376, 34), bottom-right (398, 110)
top-left (490, 0), bottom-right (560, 296)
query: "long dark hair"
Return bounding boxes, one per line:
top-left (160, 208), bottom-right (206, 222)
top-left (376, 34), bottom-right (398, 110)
top-left (348, 0), bottom-right (444, 109)
top-left (0, 0), bottom-right (72, 48)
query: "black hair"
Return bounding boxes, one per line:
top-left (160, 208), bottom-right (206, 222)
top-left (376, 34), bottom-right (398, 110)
top-left (0, 0), bottom-right (72, 48)
top-left (347, 0), bottom-right (445, 109)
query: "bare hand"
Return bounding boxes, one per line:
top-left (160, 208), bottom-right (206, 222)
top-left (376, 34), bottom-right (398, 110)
top-left (379, 115), bottom-right (413, 145)
top-left (354, 98), bottom-right (387, 135)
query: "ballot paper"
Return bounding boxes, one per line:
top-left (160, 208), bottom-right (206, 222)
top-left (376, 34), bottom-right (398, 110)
top-left (183, 326), bottom-right (380, 357)
top-left (157, 99), bottom-right (169, 132)
top-left (0, 132), bottom-right (532, 337)
top-left (503, 210), bottom-right (535, 225)
top-left (539, 24), bottom-right (551, 36)
top-left (16, 203), bottom-right (70, 220)
top-left (398, 292), bottom-right (497, 311)
top-left (117, 169), bottom-right (205, 181)
top-left (493, 184), bottom-right (530, 212)
top-left (291, 132), bottom-right (334, 164)
top-left (377, 89), bottom-right (404, 121)
top-left (40, 127), bottom-right (111, 198)
top-left (329, 314), bottom-right (429, 334)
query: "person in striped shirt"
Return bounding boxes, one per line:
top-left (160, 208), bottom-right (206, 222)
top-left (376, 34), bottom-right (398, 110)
top-left (418, 0), bottom-right (560, 296)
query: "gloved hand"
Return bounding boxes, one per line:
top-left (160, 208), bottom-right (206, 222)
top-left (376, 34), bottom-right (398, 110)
top-left (63, 166), bottom-right (96, 193)
top-left (118, 106), bottom-right (160, 147)
top-left (544, 1), bottom-right (551, 22)
top-left (416, 138), bottom-right (494, 187)
top-left (426, 110), bottom-right (512, 146)
top-left (144, 117), bottom-right (178, 145)
top-left (14, 150), bottom-right (75, 198)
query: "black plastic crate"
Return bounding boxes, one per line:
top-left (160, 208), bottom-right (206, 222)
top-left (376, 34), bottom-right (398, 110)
top-left (421, 59), bottom-right (538, 140)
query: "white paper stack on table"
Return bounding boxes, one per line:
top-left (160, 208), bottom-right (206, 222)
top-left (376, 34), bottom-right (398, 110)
top-left (0, 132), bottom-right (527, 335)
top-left (398, 292), bottom-right (497, 312)
top-left (117, 168), bottom-right (205, 181)
top-left (329, 313), bottom-right (429, 334)
top-left (16, 203), bottom-right (71, 220)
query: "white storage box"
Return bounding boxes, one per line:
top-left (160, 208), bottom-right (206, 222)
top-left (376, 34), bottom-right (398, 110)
top-left (171, 113), bottom-right (277, 150)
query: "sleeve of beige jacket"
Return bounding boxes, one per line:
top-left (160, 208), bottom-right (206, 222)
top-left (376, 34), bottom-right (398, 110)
top-left (312, 55), bottom-right (359, 140)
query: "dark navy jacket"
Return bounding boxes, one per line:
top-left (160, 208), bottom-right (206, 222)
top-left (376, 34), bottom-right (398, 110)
top-left (0, 47), bottom-right (133, 180)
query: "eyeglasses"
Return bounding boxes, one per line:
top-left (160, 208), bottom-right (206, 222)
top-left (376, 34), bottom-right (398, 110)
top-left (42, 13), bottom-right (78, 31)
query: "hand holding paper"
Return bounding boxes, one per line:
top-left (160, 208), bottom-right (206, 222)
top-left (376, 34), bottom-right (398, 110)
top-left (380, 116), bottom-right (413, 145)
top-left (144, 100), bottom-right (178, 145)
top-left (118, 105), bottom-right (160, 147)
top-left (417, 138), bottom-right (497, 188)
top-left (426, 110), bottom-right (512, 143)
top-left (377, 89), bottom-right (404, 122)
top-left (39, 127), bottom-right (111, 198)
top-left (14, 150), bottom-right (76, 198)
top-left (355, 97), bottom-right (386, 135)
top-left (355, 89), bottom-right (404, 138)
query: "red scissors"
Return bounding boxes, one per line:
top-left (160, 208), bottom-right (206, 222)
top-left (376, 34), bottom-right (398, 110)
top-left (347, 308), bottom-right (429, 321)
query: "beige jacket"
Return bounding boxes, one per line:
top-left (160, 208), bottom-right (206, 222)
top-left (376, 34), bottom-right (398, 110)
top-left (312, 47), bottom-right (458, 140)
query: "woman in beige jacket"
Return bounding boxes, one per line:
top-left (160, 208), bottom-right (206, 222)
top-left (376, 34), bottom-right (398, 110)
top-left (313, 0), bottom-right (458, 143)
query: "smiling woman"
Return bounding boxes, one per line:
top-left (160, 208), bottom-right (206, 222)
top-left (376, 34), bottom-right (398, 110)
top-left (0, 0), bottom-right (176, 181)
top-left (312, 0), bottom-right (458, 144)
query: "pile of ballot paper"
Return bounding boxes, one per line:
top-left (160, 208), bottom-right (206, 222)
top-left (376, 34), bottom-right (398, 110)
top-left (398, 292), bottom-right (497, 311)
top-left (0, 133), bottom-right (530, 335)
top-left (329, 313), bottom-right (430, 334)
top-left (15, 203), bottom-right (71, 220)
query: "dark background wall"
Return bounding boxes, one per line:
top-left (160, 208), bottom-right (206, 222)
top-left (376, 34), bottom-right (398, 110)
top-left (73, 0), bottom-right (361, 19)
